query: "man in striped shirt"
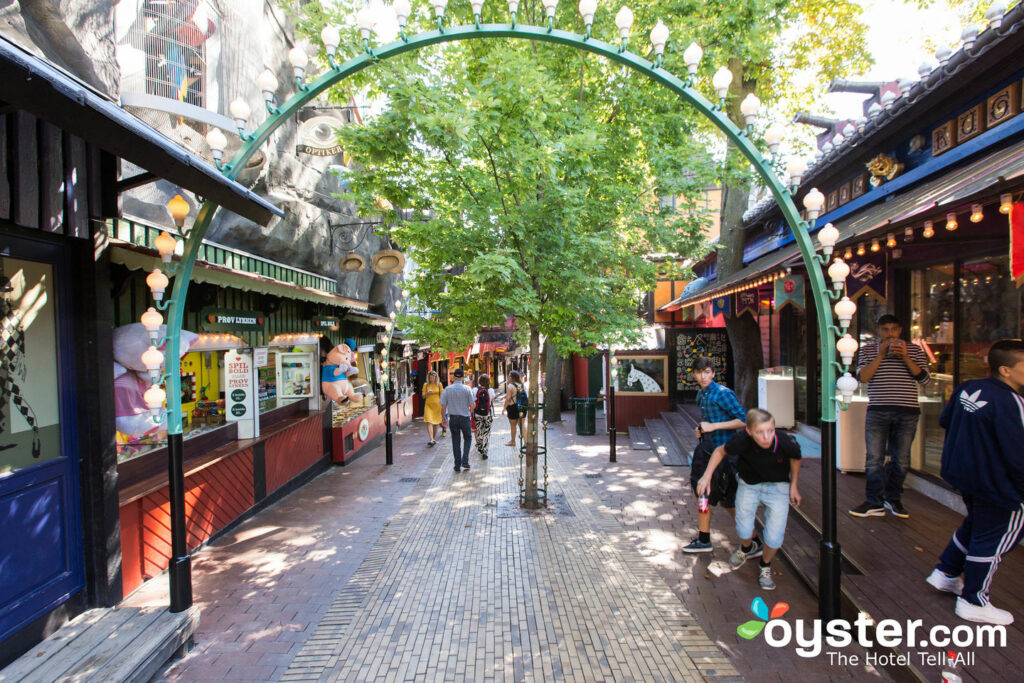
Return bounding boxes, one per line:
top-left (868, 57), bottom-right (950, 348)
top-left (849, 314), bottom-right (930, 519)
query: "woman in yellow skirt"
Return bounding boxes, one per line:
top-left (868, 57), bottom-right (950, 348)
top-left (421, 371), bottom-right (443, 446)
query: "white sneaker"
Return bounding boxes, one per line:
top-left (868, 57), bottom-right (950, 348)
top-left (926, 568), bottom-right (964, 595)
top-left (955, 597), bottom-right (1014, 625)
top-left (758, 565), bottom-right (777, 591)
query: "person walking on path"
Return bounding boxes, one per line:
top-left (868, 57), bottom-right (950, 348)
top-left (441, 367), bottom-right (475, 472)
top-left (504, 370), bottom-right (526, 446)
top-left (421, 370), bottom-right (443, 446)
top-left (473, 374), bottom-right (496, 459)
top-left (697, 408), bottom-right (802, 591)
top-left (682, 357), bottom-right (757, 555)
top-left (849, 314), bottom-right (930, 519)
top-left (925, 339), bottom-right (1024, 626)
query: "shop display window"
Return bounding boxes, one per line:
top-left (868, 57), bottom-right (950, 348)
top-left (958, 255), bottom-right (1023, 382)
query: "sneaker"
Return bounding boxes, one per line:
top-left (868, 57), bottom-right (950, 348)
top-left (885, 500), bottom-right (910, 518)
top-left (481, 454), bottom-right (488, 460)
top-left (729, 545), bottom-right (755, 569)
top-left (462, 463), bottom-right (470, 470)
top-left (849, 501), bottom-right (886, 517)
top-left (454, 466), bottom-right (461, 472)
top-left (681, 538), bottom-right (713, 554)
top-left (926, 568), bottom-right (964, 595)
top-left (955, 597), bottom-right (1014, 625)
top-left (428, 440), bottom-right (436, 447)
top-left (759, 565), bottom-right (777, 591)
top-left (746, 539), bottom-right (764, 560)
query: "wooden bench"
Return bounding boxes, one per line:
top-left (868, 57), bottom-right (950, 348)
top-left (1, 606), bottom-right (199, 682)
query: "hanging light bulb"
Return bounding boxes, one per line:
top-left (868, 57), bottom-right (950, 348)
top-left (321, 25), bottom-right (341, 57)
top-left (141, 346), bottom-right (165, 380)
top-left (870, 238), bottom-right (880, 252)
top-left (803, 188), bottom-right (825, 221)
top-left (817, 222), bottom-right (839, 257)
top-left (740, 93), bottom-right (761, 126)
top-left (786, 157), bottom-right (807, 187)
top-left (843, 246), bottom-right (853, 260)
top-left (836, 334), bottom-right (859, 365)
top-left (154, 231), bottom-right (177, 264)
top-left (229, 98), bottom-right (250, 135)
top-left (289, 46), bottom-right (309, 81)
top-left (394, 0), bottom-right (412, 27)
top-left (205, 127), bottom-right (227, 161)
top-left (836, 372), bottom-right (859, 404)
top-left (856, 243), bottom-right (866, 256)
top-left (144, 384), bottom-right (166, 417)
top-left (578, 0), bottom-right (598, 28)
top-left (166, 194), bottom-right (190, 229)
top-left (146, 268), bottom-right (170, 301)
top-left (764, 122), bottom-right (785, 154)
top-left (355, 8), bottom-right (375, 39)
top-left (969, 204), bottom-right (983, 223)
top-left (923, 220), bottom-right (935, 238)
top-left (712, 66), bottom-right (733, 100)
top-left (141, 307), bottom-right (163, 340)
top-left (683, 42), bottom-right (702, 75)
top-left (886, 233), bottom-right (897, 248)
top-left (827, 258), bottom-right (850, 290)
top-left (649, 20), bottom-right (669, 58)
top-left (1000, 193), bottom-right (1013, 214)
top-left (614, 7), bottom-right (633, 40)
top-left (946, 212), bottom-right (958, 231)
top-left (904, 227), bottom-right (914, 242)
top-left (834, 296), bottom-right (857, 329)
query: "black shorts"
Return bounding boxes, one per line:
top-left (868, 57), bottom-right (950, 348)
top-left (689, 441), bottom-right (738, 508)
top-left (507, 405), bottom-right (521, 420)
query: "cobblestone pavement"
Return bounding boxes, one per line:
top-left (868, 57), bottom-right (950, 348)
top-left (132, 410), bottom-right (887, 682)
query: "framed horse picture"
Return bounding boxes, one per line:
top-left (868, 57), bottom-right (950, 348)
top-left (614, 355), bottom-right (668, 396)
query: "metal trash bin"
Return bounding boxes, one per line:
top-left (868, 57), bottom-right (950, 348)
top-left (572, 397), bottom-right (598, 436)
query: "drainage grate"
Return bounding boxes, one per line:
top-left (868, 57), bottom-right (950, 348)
top-left (583, 473), bottom-right (601, 479)
top-left (399, 477), bottom-right (421, 483)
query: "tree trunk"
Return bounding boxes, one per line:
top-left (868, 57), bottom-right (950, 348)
top-left (522, 325), bottom-right (542, 508)
top-left (560, 352), bottom-right (575, 412)
top-left (717, 59), bottom-right (764, 409)
top-left (543, 342), bottom-right (563, 423)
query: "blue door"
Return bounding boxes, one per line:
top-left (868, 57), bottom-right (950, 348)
top-left (0, 238), bottom-right (83, 643)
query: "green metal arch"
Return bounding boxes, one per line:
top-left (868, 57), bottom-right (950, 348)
top-left (162, 22), bottom-right (836, 437)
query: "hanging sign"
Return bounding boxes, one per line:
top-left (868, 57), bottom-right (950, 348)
top-left (736, 290), bottom-right (759, 317)
top-left (313, 316), bottom-right (340, 331)
top-left (1012, 202), bottom-right (1024, 287)
top-left (254, 347), bottom-right (268, 367)
top-left (680, 305), bottom-right (695, 322)
top-left (201, 308), bottom-right (265, 332)
top-left (774, 273), bottom-right (806, 311)
top-left (712, 295), bottom-right (731, 318)
top-left (224, 351), bottom-right (256, 438)
top-left (845, 251), bottom-right (887, 301)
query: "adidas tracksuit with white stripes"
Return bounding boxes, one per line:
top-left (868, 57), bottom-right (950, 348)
top-left (936, 376), bottom-right (1024, 606)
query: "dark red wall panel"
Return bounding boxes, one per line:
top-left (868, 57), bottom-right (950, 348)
top-left (613, 395), bottom-right (670, 428)
top-left (265, 415), bottom-right (323, 494)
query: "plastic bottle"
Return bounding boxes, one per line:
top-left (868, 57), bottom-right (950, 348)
top-left (941, 652), bottom-right (962, 683)
top-left (697, 493), bottom-right (710, 513)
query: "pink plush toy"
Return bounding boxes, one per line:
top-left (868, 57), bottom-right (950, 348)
top-left (321, 344), bottom-right (362, 403)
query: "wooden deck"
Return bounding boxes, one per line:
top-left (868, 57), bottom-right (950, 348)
top-left (1, 605), bottom-right (198, 682)
top-left (787, 460), bottom-right (1024, 682)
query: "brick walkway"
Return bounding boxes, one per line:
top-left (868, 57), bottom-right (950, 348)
top-left (131, 410), bottom-right (893, 682)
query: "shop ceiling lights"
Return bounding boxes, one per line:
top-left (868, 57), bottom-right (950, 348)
top-left (856, 243), bottom-right (866, 256)
top-left (923, 220), bottom-right (935, 238)
top-left (1000, 194), bottom-right (1014, 214)
top-left (904, 227), bottom-right (914, 242)
top-left (969, 204), bottom-right (983, 223)
top-left (844, 246), bottom-right (853, 260)
top-left (946, 212), bottom-right (959, 231)
top-left (886, 233), bottom-right (897, 248)
top-left (870, 238), bottom-right (880, 252)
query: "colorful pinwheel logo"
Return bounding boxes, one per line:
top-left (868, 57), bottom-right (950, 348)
top-left (737, 597), bottom-right (790, 639)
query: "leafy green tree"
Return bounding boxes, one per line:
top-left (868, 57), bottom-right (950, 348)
top-left (300, 1), bottom-right (720, 506)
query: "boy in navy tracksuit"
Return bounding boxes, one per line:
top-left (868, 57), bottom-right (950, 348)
top-left (926, 339), bottom-right (1024, 626)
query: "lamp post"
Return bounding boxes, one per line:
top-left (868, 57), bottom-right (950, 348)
top-left (608, 350), bottom-right (616, 463)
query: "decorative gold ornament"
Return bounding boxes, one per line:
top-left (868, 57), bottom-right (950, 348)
top-left (866, 153), bottom-right (904, 187)
top-left (371, 249), bottom-right (405, 274)
top-left (339, 252), bottom-right (366, 272)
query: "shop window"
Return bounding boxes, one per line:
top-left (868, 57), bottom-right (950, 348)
top-left (909, 264), bottom-right (954, 476)
top-left (958, 255), bottom-right (1023, 382)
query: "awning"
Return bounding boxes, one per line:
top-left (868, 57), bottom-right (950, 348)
top-left (345, 311), bottom-right (392, 328)
top-left (469, 341), bottom-right (505, 356)
top-left (0, 36), bottom-right (282, 225)
top-left (110, 244), bottom-right (369, 309)
top-left (663, 138), bottom-right (1024, 310)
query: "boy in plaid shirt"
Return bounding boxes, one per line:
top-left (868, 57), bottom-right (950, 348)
top-left (682, 357), bottom-right (761, 555)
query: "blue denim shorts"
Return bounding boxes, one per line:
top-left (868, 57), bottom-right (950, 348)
top-left (734, 478), bottom-right (791, 549)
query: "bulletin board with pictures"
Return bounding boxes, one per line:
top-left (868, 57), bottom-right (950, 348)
top-left (669, 328), bottom-right (732, 402)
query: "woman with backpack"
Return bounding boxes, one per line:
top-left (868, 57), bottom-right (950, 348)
top-left (504, 370), bottom-right (526, 446)
top-left (472, 374), bottom-right (496, 459)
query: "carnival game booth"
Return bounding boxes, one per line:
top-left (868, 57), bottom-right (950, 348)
top-left (108, 223), bottom-right (377, 596)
